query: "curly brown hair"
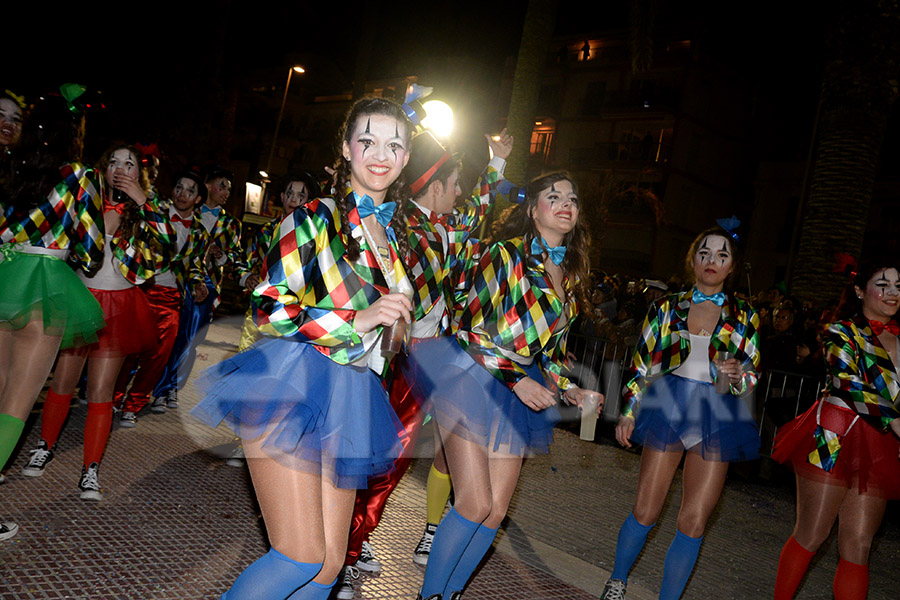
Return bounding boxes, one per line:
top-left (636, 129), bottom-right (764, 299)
top-left (497, 171), bottom-right (592, 313)
top-left (97, 144), bottom-right (153, 245)
top-left (331, 97), bottom-right (412, 262)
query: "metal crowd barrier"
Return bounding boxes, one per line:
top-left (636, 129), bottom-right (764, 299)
top-left (565, 334), bottom-right (824, 456)
top-left (565, 333), bottom-right (635, 423)
top-left (755, 369), bottom-right (823, 456)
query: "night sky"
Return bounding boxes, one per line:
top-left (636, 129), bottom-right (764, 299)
top-left (6, 1), bottom-right (895, 179)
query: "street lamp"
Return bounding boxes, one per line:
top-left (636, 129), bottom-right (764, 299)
top-left (264, 65), bottom-right (305, 181)
top-left (256, 66), bottom-right (303, 214)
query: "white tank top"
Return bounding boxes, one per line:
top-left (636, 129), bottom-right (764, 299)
top-left (672, 333), bottom-right (712, 383)
top-left (78, 234), bottom-right (132, 291)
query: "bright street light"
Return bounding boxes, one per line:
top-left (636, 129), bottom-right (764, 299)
top-left (421, 100), bottom-right (454, 139)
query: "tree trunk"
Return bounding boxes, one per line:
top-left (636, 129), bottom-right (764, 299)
top-left (789, 0), bottom-right (899, 303)
top-left (504, 0), bottom-right (559, 185)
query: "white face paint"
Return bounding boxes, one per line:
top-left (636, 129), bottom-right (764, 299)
top-left (206, 177), bottom-right (232, 207)
top-left (857, 267), bottom-right (900, 323)
top-left (281, 181), bottom-right (309, 212)
top-left (172, 177), bottom-right (200, 213)
top-left (692, 234), bottom-right (734, 291)
top-left (106, 148), bottom-right (139, 181)
top-left (529, 179), bottom-right (579, 246)
top-left (341, 113), bottom-right (410, 203)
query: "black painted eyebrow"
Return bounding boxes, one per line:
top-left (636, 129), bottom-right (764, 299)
top-left (365, 117), bottom-right (371, 134)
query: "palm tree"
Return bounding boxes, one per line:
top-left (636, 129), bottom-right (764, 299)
top-left (504, 0), bottom-right (559, 185)
top-left (790, 0), bottom-right (900, 302)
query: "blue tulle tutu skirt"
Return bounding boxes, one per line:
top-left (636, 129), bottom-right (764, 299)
top-left (405, 336), bottom-right (559, 456)
top-left (632, 374), bottom-right (760, 462)
top-left (191, 337), bottom-right (405, 489)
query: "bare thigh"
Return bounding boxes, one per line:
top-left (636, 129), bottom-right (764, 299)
top-left (0, 319), bottom-right (63, 420)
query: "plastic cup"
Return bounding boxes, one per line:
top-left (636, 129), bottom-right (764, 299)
top-left (579, 391), bottom-right (602, 441)
top-left (714, 351), bottom-right (734, 394)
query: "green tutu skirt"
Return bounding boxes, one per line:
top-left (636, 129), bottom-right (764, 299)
top-left (0, 252), bottom-right (105, 348)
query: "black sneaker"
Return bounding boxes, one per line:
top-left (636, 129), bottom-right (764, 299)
top-left (150, 396), bottom-right (167, 413)
top-left (335, 565), bottom-right (359, 600)
top-left (120, 412), bottom-right (138, 428)
top-left (413, 522), bottom-right (438, 566)
top-left (0, 520), bottom-right (19, 541)
top-left (79, 463), bottom-right (103, 501)
top-left (355, 540), bottom-right (382, 573)
top-left (165, 389), bottom-right (178, 409)
top-left (600, 578), bottom-right (627, 600)
top-left (22, 441), bottom-right (54, 477)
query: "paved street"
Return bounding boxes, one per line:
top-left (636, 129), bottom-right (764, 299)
top-left (2, 314), bottom-right (897, 599)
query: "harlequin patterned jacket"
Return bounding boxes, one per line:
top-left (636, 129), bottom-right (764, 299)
top-left (0, 162), bottom-right (103, 270)
top-left (454, 235), bottom-right (576, 392)
top-left (245, 216), bottom-right (281, 278)
top-left (204, 208), bottom-right (248, 303)
top-left (111, 195), bottom-right (178, 285)
top-left (621, 290), bottom-right (761, 418)
top-left (820, 316), bottom-right (900, 430)
top-left (143, 199), bottom-right (210, 293)
top-left (253, 194), bottom-right (412, 371)
top-left (405, 159), bottom-right (524, 335)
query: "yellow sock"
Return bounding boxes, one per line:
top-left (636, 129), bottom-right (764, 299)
top-left (426, 463), bottom-right (452, 525)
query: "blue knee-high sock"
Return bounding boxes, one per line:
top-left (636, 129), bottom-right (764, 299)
top-left (659, 529), bottom-right (703, 600)
top-left (420, 507), bottom-right (481, 597)
top-left (220, 548), bottom-right (321, 600)
top-left (285, 576), bottom-right (338, 599)
top-left (611, 512), bottom-right (656, 582)
top-left (443, 523), bottom-right (500, 596)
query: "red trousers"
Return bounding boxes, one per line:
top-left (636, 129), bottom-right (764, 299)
top-left (345, 356), bottom-right (425, 564)
top-left (114, 285), bottom-right (182, 413)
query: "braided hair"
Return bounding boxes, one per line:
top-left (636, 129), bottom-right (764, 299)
top-left (331, 97), bottom-right (412, 261)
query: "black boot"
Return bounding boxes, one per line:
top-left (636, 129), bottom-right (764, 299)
top-left (416, 594), bottom-right (442, 600)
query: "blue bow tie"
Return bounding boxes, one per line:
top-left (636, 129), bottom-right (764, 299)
top-left (692, 288), bottom-right (726, 306)
top-left (201, 204), bottom-right (221, 217)
top-left (530, 236), bottom-right (567, 266)
top-left (354, 193), bottom-right (396, 228)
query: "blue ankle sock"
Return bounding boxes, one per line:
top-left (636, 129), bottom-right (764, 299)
top-left (221, 548), bottom-right (321, 599)
top-left (659, 529), bottom-right (703, 600)
top-left (443, 523), bottom-right (500, 596)
top-left (610, 512), bottom-right (656, 582)
top-left (420, 507), bottom-right (481, 597)
top-left (285, 576), bottom-right (338, 599)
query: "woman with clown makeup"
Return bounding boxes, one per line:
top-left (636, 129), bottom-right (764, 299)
top-left (600, 219), bottom-right (761, 600)
top-left (772, 258), bottom-right (900, 600)
top-left (409, 171), bottom-right (597, 600)
top-left (191, 97), bottom-right (414, 600)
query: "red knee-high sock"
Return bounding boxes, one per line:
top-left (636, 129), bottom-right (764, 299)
top-left (40, 390), bottom-right (74, 448)
top-left (774, 536), bottom-right (816, 600)
top-left (833, 558), bottom-right (868, 600)
top-left (83, 402), bottom-right (113, 467)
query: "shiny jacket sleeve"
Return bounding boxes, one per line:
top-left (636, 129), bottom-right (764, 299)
top-left (253, 199), bottom-right (366, 362)
top-left (823, 321), bottom-right (900, 429)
